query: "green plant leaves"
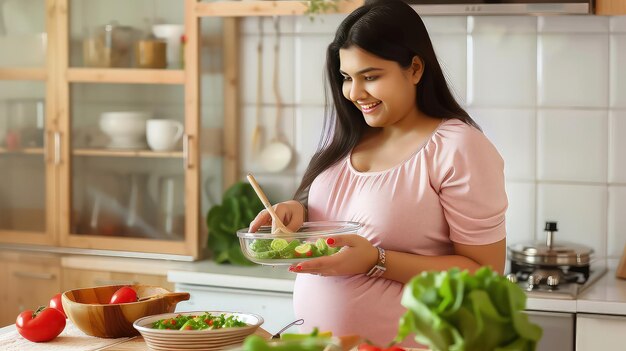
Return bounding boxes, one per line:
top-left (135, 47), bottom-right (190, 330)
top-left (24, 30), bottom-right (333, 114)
top-left (206, 182), bottom-right (264, 265)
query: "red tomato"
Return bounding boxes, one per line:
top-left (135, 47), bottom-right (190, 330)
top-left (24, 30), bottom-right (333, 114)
top-left (109, 286), bottom-right (138, 304)
top-left (48, 293), bottom-right (66, 318)
top-left (16, 306), bottom-right (66, 342)
top-left (358, 344), bottom-right (382, 351)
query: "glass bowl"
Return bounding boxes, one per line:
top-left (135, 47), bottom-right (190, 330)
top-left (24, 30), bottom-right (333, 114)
top-left (237, 221), bottom-right (362, 265)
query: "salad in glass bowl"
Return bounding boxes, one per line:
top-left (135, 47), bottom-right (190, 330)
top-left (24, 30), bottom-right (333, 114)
top-left (237, 221), bottom-right (362, 265)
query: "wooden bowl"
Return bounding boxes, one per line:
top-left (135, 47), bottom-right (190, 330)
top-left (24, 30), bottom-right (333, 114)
top-left (62, 284), bottom-right (190, 338)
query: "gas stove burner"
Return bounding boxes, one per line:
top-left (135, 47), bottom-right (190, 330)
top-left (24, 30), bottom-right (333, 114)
top-left (507, 260), bottom-right (606, 299)
top-left (510, 261), bottom-right (590, 286)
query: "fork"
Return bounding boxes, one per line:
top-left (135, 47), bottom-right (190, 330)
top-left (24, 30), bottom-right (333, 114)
top-left (271, 318), bottom-right (304, 339)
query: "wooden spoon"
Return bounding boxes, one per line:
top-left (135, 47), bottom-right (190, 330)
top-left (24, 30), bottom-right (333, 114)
top-left (137, 292), bottom-right (190, 302)
top-left (246, 173), bottom-right (293, 234)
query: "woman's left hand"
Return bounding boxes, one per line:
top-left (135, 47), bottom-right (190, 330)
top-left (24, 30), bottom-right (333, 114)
top-left (289, 234), bottom-right (379, 276)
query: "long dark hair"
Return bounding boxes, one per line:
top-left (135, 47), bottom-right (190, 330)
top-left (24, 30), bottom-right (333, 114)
top-left (294, 0), bottom-right (479, 201)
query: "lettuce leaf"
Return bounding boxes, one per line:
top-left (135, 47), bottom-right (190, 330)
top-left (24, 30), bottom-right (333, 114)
top-left (395, 267), bottom-right (542, 351)
top-left (206, 182), bottom-right (264, 265)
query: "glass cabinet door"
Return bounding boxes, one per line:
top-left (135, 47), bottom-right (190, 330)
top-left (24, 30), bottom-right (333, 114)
top-left (0, 82), bottom-right (49, 238)
top-left (59, 0), bottom-right (200, 257)
top-left (0, 0), bottom-right (51, 243)
top-left (69, 83), bottom-right (187, 242)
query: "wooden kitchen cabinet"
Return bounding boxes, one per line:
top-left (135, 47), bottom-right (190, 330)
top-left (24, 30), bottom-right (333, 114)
top-left (596, 0), bottom-right (626, 15)
top-left (0, 0), bottom-right (239, 260)
top-left (62, 267), bottom-right (174, 292)
top-left (576, 313), bottom-right (626, 350)
top-left (0, 251), bottom-right (61, 327)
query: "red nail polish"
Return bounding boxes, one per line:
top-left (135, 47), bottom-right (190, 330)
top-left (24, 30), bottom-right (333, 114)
top-left (326, 238), bottom-right (335, 245)
top-left (296, 266), bottom-right (302, 271)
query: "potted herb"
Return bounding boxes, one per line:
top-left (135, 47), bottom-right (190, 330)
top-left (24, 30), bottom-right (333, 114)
top-left (206, 182), bottom-right (264, 265)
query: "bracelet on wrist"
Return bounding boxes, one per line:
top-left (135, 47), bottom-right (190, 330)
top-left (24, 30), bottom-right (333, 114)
top-left (366, 246), bottom-right (386, 278)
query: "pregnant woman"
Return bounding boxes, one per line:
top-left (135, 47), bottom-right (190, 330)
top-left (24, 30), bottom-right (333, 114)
top-left (249, 0), bottom-right (507, 346)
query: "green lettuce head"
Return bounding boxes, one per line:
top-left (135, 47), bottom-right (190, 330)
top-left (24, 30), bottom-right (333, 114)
top-left (395, 267), bottom-right (542, 351)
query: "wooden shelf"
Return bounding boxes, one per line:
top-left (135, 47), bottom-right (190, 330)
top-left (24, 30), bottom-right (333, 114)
top-left (66, 68), bottom-right (185, 85)
top-left (0, 68), bottom-right (46, 81)
top-left (0, 147), bottom-right (44, 155)
top-left (73, 148), bottom-right (183, 158)
top-left (195, 0), bottom-right (363, 17)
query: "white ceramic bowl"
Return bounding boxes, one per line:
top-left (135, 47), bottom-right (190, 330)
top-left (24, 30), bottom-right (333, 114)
top-left (237, 221), bottom-right (362, 265)
top-left (133, 311), bottom-right (264, 351)
top-left (99, 111), bottom-right (150, 149)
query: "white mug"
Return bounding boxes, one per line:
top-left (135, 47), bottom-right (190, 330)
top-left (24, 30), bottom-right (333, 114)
top-left (146, 119), bottom-right (184, 151)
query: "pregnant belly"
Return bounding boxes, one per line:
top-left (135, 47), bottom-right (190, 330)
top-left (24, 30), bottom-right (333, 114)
top-left (292, 274), bottom-right (419, 347)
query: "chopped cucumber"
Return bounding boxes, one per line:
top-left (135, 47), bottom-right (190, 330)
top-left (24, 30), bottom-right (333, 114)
top-left (314, 238), bottom-right (328, 255)
top-left (278, 240), bottom-right (300, 258)
top-left (270, 238), bottom-right (289, 251)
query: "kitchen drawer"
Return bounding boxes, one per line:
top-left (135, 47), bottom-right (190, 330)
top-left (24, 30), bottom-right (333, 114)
top-left (576, 313), bottom-right (626, 351)
top-left (0, 251), bottom-right (61, 327)
top-left (175, 283), bottom-right (295, 335)
top-left (526, 310), bottom-right (574, 351)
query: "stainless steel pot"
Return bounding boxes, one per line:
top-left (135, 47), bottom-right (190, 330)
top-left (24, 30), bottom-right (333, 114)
top-left (508, 222), bottom-right (593, 267)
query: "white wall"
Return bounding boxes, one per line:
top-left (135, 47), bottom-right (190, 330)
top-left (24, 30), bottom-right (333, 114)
top-left (237, 14), bottom-right (626, 266)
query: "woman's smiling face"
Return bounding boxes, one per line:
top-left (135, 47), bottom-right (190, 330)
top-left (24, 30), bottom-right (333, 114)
top-left (339, 46), bottom-right (423, 128)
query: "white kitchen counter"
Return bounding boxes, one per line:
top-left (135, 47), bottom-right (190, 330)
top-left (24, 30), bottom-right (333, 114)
top-left (577, 270), bottom-right (626, 315)
top-left (168, 261), bottom-right (295, 293)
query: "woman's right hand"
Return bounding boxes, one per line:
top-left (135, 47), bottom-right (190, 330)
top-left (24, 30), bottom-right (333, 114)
top-left (248, 200), bottom-right (306, 233)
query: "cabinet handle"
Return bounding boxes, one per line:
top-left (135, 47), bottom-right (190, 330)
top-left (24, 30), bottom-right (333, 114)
top-left (44, 131), bottom-right (51, 163)
top-left (94, 279), bottom-right (138, 286)
top-left (13, 271), bottom-right (56, 280)
top-left (54, 131), bottom-right (61, 165)
top-left (183, 134), bottom-right (191, 169)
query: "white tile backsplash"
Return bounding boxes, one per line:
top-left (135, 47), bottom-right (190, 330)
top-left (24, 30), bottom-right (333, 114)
top-left (608, 186), bottom-right (626, 257)
top-left (468, 108), bottom-right (536, 180)
top-left (610, 34), bottom-right (626, 108)
top-left (505, 181), bottom-right (536, 245)
top-left (430, 34), bottom-right (467, 103)
top-left (538, 16), bottom-right (609, 33)
top-left (611, 16), bottom-right (626, 33)
top-left (295, 35), bottom-right (333, 105)
top-left (609, 110), bottom-right (626, 183)
top-left (538, 109), bottom-right (608, 182)
top-left (234, 15), bottom-right (626, 260)
top-left (470, 16), bottom-right (537, 34)
top-left (538, 34), bottom-right (609, 108)
top-left (537, 183), bottom-right (608, 257)
top-left (423, 16), bottom-right (467, 34)
top-left (294, 106), bottom-right (325, 174)
top-left (469, 33), bottom-right (536, 107)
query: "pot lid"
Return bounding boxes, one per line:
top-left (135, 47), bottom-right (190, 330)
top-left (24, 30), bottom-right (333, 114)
top-left (508, 222), bottom-right (593, 266)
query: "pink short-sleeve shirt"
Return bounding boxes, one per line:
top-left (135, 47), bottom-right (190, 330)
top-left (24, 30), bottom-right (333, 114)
top-left (293, 118), bottom-right (508, 346)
